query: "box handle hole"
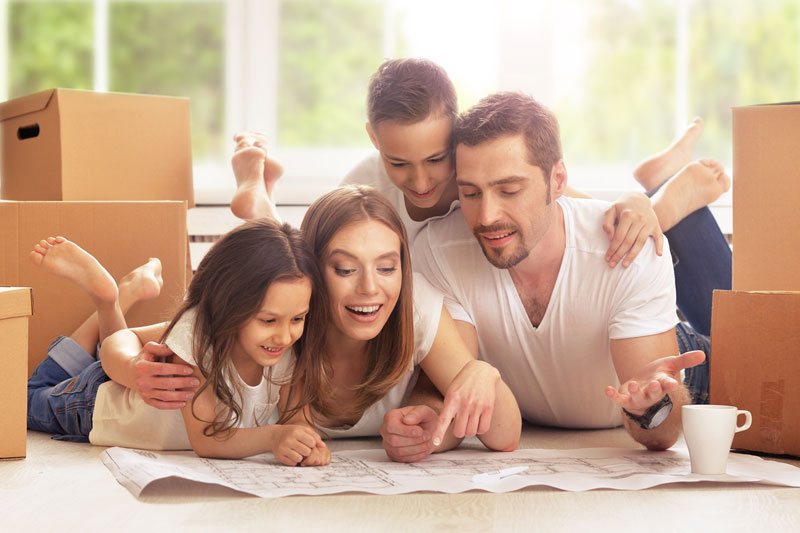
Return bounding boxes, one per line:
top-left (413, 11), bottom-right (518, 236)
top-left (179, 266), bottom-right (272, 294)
top-left (18, 124), bottom-right (40, 140)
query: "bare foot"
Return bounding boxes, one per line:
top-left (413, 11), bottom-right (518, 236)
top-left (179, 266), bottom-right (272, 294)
top-left (633, 117), bottom-right (705, 191)
top-left (118, 258), bottom-right (163, 307)
top-left (652, 159), bottom-right (731, 231)
top-left (29, 236), bottom-right (118, 306)
top-left (230, 133), bottom-right (283, 220)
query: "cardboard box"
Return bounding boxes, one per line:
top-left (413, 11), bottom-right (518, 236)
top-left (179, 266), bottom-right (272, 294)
top-left (0, 287), bottom-right (32, 459)
top-left (0, 88), bottom-right (194, 207)
top-left (710, 290), bottom-right (800, 456)
top-left (732, 103), bottom-right (800, 291)
top-left (0, 201), bottom-right (187, 376)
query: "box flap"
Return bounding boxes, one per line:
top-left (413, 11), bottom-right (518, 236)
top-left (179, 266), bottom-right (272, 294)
top-left (0, 287), bottom-right (32, 319)
top-left (0, 89), bottom-right (56, 122)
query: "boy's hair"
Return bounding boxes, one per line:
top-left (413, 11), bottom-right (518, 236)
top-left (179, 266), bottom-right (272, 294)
top-left (283, 185), bottom-right (414, 426)
top-left (367, 57), bottom-right (458, 126)
top-left (454, 91), bottom-right (563, 178)
top-left (162, 218), bottom-right (321, 437)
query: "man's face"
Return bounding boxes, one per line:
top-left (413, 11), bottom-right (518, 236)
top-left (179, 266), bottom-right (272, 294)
top-left (456, 134), bottom-right (561, 269)
top-left (368, 115), bottom-right (455, 209)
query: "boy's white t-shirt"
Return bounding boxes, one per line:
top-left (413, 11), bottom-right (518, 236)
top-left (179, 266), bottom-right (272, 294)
top-left (318, 273), bottom-right (444, 438)
top-left (90, 308), bottom-right (293, 450)
top-left (412, 196), bottom-right (679, 429)
top-left (340, 152), bottom-right (459, 244)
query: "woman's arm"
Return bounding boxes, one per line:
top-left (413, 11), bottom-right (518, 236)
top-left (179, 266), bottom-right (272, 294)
top-left (419, 306), bottom-right (521, 453)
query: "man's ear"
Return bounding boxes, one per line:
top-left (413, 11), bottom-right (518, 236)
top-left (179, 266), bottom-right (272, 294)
top-left (550, 159), bottom-right (568, 198)
top-left (366, 122), bottom-right (380, 150)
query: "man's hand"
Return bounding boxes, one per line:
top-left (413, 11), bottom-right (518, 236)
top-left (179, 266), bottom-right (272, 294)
top-left (132, 342), bottom-right (199, 410)
top-left (603, 191), bottom-right (664, 268)
top-left (380, 405), bottom-right (440, 463)
top-left (605, 350), bottom-right (705, 415)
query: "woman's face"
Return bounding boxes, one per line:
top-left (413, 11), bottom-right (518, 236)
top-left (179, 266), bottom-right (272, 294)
top-left (323, 219), bottom-right (403, 343)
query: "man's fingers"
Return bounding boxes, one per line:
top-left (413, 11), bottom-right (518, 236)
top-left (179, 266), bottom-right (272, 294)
top-left (654, 230), bottom-right (664, 256)
top-left (143, 398), bottom-right (187, 410)
top-left (620, 232), bottom-right (648, 268)
top-left (602, 208), bottom-right (617, 237)
top-left (670, 350), bottom-right (706, 371)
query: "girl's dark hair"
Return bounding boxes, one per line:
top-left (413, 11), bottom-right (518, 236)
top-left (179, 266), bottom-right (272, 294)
top-left (161, 218), bottom-right (321, 437)
top-left (282, 185), bottom-right (414, 425)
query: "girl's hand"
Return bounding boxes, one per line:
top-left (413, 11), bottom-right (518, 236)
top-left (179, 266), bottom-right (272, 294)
top-left (603, 192), bottom-right (664, 268)
top-left (432, 360), bottom-right (499, 446)
top-left (300, 445), bottom-right (331, 467)
top-left (270, 425), bottom-right (326, 466)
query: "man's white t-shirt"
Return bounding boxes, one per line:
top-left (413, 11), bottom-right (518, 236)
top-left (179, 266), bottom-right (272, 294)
top-left (90, 308), bottom-right (293, 450)
top-left (340, 152), bottom-right (459, 244)
top-left (318, 273), bottom-right (444, 438)
top-left (412, 196), bottom-right (679, 429)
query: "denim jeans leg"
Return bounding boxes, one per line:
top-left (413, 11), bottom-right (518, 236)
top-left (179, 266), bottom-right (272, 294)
top-left (27, 337), bottom-right (109, 440)
top-left (664, 206), bottom-right (731, 337)
top-left (675, 322), bottom-right (710, 404)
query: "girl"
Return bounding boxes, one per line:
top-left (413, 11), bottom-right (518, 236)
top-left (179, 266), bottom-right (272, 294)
top-left (104, 187), bottom-right (522, 465)
top-left (30, 220), bottom-right (329, 466)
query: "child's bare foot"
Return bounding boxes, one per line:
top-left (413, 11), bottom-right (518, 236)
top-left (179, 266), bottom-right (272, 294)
top-left (230, 132), bottom-right (283, 220)
top-left (118, 258), bottom-right (163, 307)
top-left (29, 236), bottom-right (118, 306)
top-left (652, 159), bottom-right (731, 231)
top-left (633, 117), bottom-right (705, 191)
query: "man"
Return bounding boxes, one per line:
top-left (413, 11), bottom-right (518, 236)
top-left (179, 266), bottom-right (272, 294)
top-left (381, 92), bottom-right (709, 460)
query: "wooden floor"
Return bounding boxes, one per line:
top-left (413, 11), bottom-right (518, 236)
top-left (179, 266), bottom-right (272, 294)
top-left (2, 426), bottom-right (799, 532)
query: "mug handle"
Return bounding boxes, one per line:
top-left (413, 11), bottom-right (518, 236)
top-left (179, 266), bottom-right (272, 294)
top-left (735, 410), bottom-right (752, 432)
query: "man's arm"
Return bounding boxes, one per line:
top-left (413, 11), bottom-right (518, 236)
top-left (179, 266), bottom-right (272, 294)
top-left (608, 329), bottom-right (704, 450)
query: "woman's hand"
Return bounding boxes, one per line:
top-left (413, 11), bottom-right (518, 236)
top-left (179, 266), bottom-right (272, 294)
top-left (603, 192), bottom-right (664, 268)
top-left (432, 360), bottom-right (500, 446)
top-left (300, 444), bottom-right (332, 467)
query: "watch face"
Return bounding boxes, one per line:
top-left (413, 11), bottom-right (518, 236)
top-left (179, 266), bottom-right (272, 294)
top-left (649, 404), bottom-right (672, 428)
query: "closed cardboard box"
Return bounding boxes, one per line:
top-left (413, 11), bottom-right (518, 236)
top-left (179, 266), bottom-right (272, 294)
top-left (0, 201), bottom-right (187, 375)
top-left (0, 287), bottom-right (32, 459)
top-left (732, 103), bottom-right (800, 291)
top-left (0, 88), bottom-right (194, 207)
top-left (710, 290), bottom-right (800, 456)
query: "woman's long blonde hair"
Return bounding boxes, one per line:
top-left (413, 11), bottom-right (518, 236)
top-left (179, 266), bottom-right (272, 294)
top-left (283, 186), bottom-right (414, 425)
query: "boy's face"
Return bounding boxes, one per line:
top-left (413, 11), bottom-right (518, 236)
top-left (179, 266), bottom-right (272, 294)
top-left (368, 115), bottom-right (455, 210)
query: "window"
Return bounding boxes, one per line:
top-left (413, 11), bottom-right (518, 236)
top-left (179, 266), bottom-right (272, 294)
top-left (3, 0), bottom-right (799, 213)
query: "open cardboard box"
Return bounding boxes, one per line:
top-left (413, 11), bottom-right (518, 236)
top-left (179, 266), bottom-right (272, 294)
top-left (0, 88), bottom-right (194, 207)
top-left (0, 201), bottom-right (187, 376)
top-left (0, 287), bottom-right (32, 459)
top-left (710, 290), bottom-right (800, 457)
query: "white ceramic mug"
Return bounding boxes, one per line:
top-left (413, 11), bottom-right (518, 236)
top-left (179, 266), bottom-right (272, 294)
top-left (682, 404), bottom-right (752, 475)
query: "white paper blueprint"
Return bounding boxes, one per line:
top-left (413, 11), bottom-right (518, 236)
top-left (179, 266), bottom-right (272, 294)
top-left (101, 446), bottom-right (800, 498)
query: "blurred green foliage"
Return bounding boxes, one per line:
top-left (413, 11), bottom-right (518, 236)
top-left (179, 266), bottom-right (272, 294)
top-left (277, 0), bottom-right (385, 147)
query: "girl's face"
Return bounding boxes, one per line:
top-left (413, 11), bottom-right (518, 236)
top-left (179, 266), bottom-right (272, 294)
top-left (233, 277), bottom-right (312, 375)
top-left (323, 220), bottom-right (403, 343)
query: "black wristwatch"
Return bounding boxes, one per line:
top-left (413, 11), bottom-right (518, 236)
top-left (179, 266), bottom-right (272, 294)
top-left (622, 394), bottom-right (673, 430)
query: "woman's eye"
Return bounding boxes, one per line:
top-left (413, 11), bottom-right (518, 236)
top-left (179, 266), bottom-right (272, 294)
top-left (428, 156), bottom-right (445, 164)
top-left (389, 161), bottom-right (407, 168)
top-left (260, 318), bottom-right (276, 324)
top-left (292, 315), bottom-right (307, 323)
top-left (334, 267), bottom-right (355, 276)
top-left (378, 266), bottom-right (398, 274)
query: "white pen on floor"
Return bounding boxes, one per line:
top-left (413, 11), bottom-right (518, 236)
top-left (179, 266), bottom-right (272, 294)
top-left (472, 466), bottom-right (529, 483)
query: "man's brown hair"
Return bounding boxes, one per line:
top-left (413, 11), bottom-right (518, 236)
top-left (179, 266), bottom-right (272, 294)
top-left (454, 91), bottom-right (563, 177)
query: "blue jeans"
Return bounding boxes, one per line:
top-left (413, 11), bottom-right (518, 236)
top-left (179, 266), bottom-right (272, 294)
top-left (676, 322), bottom-right (710, 404)
top-left (27, 336), bottom-right (110, 442)
top-left (665, 206), bottom-right (732, 337)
